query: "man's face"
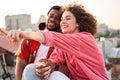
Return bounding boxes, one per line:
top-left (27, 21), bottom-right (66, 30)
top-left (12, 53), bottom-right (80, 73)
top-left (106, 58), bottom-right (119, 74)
top-left (46, 9), bottom-right (60, 31)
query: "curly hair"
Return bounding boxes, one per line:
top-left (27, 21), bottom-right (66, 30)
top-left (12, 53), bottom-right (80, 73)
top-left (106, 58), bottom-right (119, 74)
top-left (64, 2), bottom-right (98, 36)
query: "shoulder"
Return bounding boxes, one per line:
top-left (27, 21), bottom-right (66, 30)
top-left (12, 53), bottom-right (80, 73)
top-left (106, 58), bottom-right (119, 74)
top-left (17, 39), bottom-right (41, 55)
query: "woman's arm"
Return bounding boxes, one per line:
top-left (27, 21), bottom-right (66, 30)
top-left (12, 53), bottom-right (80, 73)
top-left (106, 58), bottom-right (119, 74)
top-left (6, 30), bottom-right (45, 43)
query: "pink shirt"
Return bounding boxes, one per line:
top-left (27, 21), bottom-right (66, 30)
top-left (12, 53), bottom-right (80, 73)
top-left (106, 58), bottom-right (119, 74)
top-left (42, 31), bottom-right (109, 80)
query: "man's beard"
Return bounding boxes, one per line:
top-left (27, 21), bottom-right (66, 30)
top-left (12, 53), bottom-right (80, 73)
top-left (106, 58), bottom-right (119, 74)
top-left (47, 27), bottom-right (60, 32)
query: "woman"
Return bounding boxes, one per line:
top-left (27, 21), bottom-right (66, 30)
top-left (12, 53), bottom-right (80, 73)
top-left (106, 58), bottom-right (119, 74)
top-left (7, 2), bottom-right (108, 80)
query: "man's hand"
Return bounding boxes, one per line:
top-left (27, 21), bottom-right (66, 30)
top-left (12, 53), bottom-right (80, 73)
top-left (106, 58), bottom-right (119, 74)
top-left (35, 59), bottom-right (55, 80)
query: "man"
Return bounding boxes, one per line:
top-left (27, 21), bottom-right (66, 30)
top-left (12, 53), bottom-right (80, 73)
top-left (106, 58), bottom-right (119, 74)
top-left (15, 5), bottom-right (68, 80)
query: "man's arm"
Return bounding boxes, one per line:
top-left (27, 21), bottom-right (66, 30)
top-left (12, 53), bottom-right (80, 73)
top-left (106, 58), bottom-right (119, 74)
top-left (15, 57), bottom-right (27, 80)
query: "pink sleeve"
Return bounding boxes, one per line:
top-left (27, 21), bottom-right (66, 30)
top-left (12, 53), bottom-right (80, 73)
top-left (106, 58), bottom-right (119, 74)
top-left (48, 49), bottom-right (66, 65)
top-left (42, 31), bottom-right (81, 54)
top-left (42, 31), bottom-right (100, 60)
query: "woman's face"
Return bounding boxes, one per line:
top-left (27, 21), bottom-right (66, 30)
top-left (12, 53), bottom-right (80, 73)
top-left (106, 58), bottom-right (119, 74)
top-left (60, 11), bottom-right (79, 34)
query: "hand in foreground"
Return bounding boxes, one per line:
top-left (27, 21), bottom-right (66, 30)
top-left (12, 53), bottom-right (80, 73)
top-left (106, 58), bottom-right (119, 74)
top-left (0, 29), bottom-right (22, 43)
top-left (6, 30), bottom-right (22, 43)
top-left (36, 59), bottom-right (55, 80)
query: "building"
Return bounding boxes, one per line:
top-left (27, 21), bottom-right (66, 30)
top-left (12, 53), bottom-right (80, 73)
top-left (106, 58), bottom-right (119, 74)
top-left (5, 14), bottom-right (32, 31)
top-left (98, 24), bottom-right (109, 35)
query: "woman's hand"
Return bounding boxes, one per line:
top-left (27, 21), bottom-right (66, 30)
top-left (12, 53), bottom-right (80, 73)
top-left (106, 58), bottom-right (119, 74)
top-left (6, 29), bottom-right (45, 43)
top-left (35, 59), bottom-right (55, 80)
top-left (6, 30), bottom-right (22, 42)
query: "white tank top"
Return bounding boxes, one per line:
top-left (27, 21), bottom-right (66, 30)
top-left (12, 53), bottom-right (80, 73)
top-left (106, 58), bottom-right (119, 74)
top-left (34, 44), bottom-right (50, 63)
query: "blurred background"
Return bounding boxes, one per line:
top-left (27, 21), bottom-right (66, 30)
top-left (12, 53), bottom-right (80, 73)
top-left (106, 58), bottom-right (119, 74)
top-left (0, 0), bottom-right (120, 80)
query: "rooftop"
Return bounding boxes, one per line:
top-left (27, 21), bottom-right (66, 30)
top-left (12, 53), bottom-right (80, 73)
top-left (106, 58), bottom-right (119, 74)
top-left (0, 32), bottom-right (20, 54)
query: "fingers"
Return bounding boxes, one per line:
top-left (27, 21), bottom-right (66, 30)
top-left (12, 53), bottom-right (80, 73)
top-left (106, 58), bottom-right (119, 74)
top-left (16, 31), bottom-right (20, 41)
top-left (6, 30), bottom-right (21, 42)
top-left (36, 62), bottom-right (46, 68)
top-left (42, 68), bottom-right (51, 80)
top-left (35, 59), bottom-right (56, 79)
top-left (36, 66), bottom-right (51, 76)
top-left (0, 29), bottom-right (21, 42)
top-left (36, 66), bottom-right (51, 74)
top-left (36, 62), bottom-right (51, 79)
top-left (43, 67), bottom-right (51, 77)
top-left (36, 66), bottom-right (51, 80)
top-left (7, 31), bottom-right (16, 42)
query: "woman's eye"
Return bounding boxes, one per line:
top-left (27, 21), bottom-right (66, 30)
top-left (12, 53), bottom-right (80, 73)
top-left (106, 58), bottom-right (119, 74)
top-left (66, 16), bottom-right (71, 20)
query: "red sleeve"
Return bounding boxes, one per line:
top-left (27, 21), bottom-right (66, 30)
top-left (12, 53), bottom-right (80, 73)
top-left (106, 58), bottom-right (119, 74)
top-left (16, 39), bottom-right (40, 63)
top-left (16, 39), bottom-right (30, 62)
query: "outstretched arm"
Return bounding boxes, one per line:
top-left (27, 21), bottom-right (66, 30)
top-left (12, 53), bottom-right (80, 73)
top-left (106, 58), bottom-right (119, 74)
top-left (6, 30), bottom-right (45, 43)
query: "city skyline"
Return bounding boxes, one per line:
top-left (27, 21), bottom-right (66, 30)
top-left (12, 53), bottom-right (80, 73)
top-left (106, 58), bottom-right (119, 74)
top-left (0, 0), bottom-right (120, 29)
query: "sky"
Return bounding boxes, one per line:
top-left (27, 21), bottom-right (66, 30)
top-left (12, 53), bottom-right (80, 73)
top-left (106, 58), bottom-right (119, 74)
top-left (0, 0), bottom-right (120, 29)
